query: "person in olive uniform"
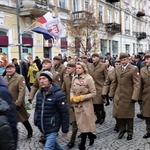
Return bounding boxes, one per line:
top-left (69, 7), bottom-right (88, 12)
top-left (88, 53), bottom-right (107, 125)
top-left (109, 53), bottom-right (141, 140)
top-left (140, 52), bottom-right (150, 139)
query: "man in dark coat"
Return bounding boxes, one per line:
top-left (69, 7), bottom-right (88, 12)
top-left (34, 71), bottom-right (69, 149)
top-left (0, 77), bottom-right (18, 149)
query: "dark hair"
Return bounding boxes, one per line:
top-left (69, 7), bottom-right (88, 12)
top-left (12, 58), bottom-right (17, 62)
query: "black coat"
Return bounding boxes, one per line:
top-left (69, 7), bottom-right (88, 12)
top-left (0, 77), bottom-right (18, 148)
top-left (34, 83), bottom-right (69, 135)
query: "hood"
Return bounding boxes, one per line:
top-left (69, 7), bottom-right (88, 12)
top-left (0, 78), bottom-right (8, 89)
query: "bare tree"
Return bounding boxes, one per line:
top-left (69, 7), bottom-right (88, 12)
top-left (67, 9), bottom-right (106, 56)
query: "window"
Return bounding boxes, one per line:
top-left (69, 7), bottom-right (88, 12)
top-left (59, 0), bottom-right (65, 8)
top-left (107, 9), bottom-right (111, 23)
top-left (73, 0), bottom-right (79, 12)
top-left (0, 31), bottom-right (7, 36)
top-left (98, 5), bottom-right (103, 22)
top-left (125, 16), bottom-right (129, 30)
top-left (85, 0), bottom-right (90, 10)
top-left (125, 44), bottom-right (130, 54)
top-left (112, 41), bottom-right (118, 56)
top-left (114, 12), bottom-right (118, 23)
top-left (132, 19), bottom-right (135, 32)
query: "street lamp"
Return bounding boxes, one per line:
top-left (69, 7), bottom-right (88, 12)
top-left (16, 0), bottom-right (35, 75)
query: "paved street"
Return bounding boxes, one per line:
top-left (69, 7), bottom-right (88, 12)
top-left (17, 92), bottom-right (150, 150)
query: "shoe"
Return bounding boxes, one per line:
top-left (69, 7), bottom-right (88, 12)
top-left (78, 144), bottom-right (85, 150)
top-left (137, 113), bottom-right (145, 119)
top-left (67, 142), bottom-right (74, 149)
top-left (89, 134), bottom-right (97, 146)
top-left (99, 118), bottom-right (105, 125)
top-left (114, 126), bottom-right (119, 132)
top-left (143, 132), bottom-right (150, 138)
top-left (27, 133), bottom-right (32, 139)
top-left (118, 130), bottom-right (126, 139)
top-left (39, 136), bottom-right (46, 144)
top-left (95, 119), bottom-right (100, 124)
top-left (78, 134), bottom-right (81, 138)
top-left (127, 135), bottom-right (132, 140)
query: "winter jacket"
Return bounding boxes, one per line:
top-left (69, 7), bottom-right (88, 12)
top-left (34, 82), bottom-right (69, 135)
top-left (0, 77), bottom-right (18, 149)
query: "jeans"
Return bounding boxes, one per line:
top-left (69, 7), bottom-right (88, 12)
top-left (44, 132), bottom-right (64, 150)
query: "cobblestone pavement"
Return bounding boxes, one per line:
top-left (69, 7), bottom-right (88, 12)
top-left (17, 92), bottom-right (150, 150)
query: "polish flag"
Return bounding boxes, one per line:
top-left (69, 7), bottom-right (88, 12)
top-left (37, 12), bottom-right (53, 24)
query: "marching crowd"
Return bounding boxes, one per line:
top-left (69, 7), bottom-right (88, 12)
top-left (0, 51), bottom-right (150, 150)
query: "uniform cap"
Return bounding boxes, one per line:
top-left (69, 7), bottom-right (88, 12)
top-left (40, 71), bottom-right (53, 81)
top-left (119, 52), bottom-right (129, 59)
top-left (145, 52), bottom-right (150, 58)
top-left (91, 53), bottom-right (100, 58)
top-left (115, 58), bottom-right (120, 62)
top-left (67, 61), bottom-right (76, 67)
top-left (80, 54), bottom-right (87, 59)
top-left (53, 56), bottom-right (61, 60)
top-left (6, 63), bottom-right (15, 69)
top-left (42, 58), bottom-right (51, 64)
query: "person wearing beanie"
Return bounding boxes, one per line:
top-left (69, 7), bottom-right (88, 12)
top-left (34, 71), bottom-right (69, 149)
top-left (28, 58), bottom-right (52, 144)
top-left (109, 52), bottom-right (141, 141)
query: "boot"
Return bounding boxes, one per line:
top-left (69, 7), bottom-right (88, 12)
top-left (88, 132), bottom-right (97, 146)
top-left (22, 120), bottom-right (33, 139)
top-left (79, 133), bottom-right (87, 150)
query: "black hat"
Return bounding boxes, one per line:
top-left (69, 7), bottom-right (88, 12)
top-left (135, 55), bottom-right (141, 59)
top-left (40, 71), bottom-right (53, 81)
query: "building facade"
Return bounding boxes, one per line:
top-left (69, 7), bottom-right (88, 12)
top-left (0, 0), bottom-right (149, 65)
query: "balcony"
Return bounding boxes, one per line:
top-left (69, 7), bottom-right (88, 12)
top-left (105, 22), bottom-right (121, 34)
top-left (20, 0), bottom-right (55, 17)
top-left (72, 11), bottom-right (93, 21)
top-left (136, 11), bottom-right (145, 17)
top-left (106, 0), bottom-right (120, 3)
top-left (136, 32), bottom-right (146, 40)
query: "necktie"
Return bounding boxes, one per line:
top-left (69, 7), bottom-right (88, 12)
top-left (122, 67), bottom-right (124, 72)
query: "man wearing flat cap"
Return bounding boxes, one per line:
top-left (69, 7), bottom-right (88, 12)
top-left (109, 52), bottom-right (141, 140)
top-left (34, 71), bottom-right (69, 149)
top-left (88, 53), bottom-right (108, 125)
top-left (4, 63), bottom-right (33, 139)
top-left (51, 56), bottom-right (66, 86)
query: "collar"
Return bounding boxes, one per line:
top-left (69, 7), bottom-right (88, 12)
top-left (122, 63), bottom-right (129, 70)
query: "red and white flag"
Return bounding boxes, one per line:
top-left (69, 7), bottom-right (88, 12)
top-left (37, 12), bottom-right (53, 24)
top-left (37, 12), bottom-right (66, 38)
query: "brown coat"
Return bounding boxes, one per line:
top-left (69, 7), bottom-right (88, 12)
top-left (70, 73), bottom-right (96, 133)
top-left (109, 64), bottom-right (141, 118)
top-left (140, 66), bottom-right (150, 117)
top-left (102, 70), bottom-right (115, 95)
top-left (51, 64), bottom-right (66, 86)
top-left (88, 62), bottom-right (107, 104)
top-left (62, 74), bottom-right (76, 122)
top-left (4, 73), bottom-right (29, 122)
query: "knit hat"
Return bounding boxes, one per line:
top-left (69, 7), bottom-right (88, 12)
top-left (40, 71), bottom-right (53, 81)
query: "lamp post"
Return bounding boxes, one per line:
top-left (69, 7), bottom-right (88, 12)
top-left (16, 0), bottom-right (22, 74)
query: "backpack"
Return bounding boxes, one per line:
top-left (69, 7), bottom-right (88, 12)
top-left (0, 97), bottom-right (16, 150)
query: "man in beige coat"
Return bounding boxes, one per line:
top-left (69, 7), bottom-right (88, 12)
top-left (88, 53), bottom-right (107, 124)
top-left (4, 63), bottom-right (33, 139)
top-left (109, 53), bottom-right (141, 140)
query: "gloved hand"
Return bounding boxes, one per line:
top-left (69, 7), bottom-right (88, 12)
top-left (138, 100), bottom-right (142, 105)
top-left (101, 95), bottom-right (106, 99)
top-left (70, 96), bottom-right (74, 102)
top-left (28, 99), bottom-right (32, 104)
top-left (132, 99), bottom-right (137, 103)
top-left (72, 95), bottom-right (83, 103)
top-left (16, 106), bottom-right (21, 110)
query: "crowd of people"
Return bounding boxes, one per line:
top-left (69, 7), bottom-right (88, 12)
top-left (0, 51), bottom-right (150, 150)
